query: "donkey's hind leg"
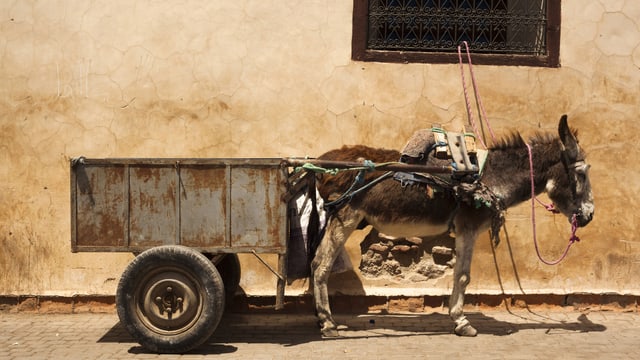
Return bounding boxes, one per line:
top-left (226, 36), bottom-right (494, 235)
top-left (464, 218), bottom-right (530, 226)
top-left (311, 205), bottom-right (362, 337)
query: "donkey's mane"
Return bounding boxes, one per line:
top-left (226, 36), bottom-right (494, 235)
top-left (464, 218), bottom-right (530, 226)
top-left (489, 131), bottom-right (563, 150)
top-left (489, 132), bottom-right (526, 150)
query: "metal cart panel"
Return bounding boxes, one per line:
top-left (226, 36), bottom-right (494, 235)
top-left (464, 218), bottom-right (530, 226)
top-left (71, 158), bottom-right (288, 254)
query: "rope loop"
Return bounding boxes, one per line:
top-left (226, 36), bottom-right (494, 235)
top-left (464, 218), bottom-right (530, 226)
top-left (298, 162), bottom-right (339, 175)
top-left (526, 144), bottom-right (578, 265)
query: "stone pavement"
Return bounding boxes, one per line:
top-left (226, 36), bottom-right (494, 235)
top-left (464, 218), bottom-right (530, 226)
top-left (2, 308), bottom-right (639, 359)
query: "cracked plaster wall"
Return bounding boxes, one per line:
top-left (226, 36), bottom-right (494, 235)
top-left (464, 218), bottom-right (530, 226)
top-left (1, 0), bottom-right (639, 298)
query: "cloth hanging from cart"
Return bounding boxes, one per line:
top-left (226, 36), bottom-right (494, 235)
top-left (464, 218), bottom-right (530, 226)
top-left (287, 186), bottom-right (352, 282)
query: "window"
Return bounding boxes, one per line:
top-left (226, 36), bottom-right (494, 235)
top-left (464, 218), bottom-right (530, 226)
top-left (352, 0), bottom-right (560, 67)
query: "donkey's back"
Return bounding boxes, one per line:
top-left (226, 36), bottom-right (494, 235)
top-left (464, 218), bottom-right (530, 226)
top-left (316, 144), bottom-right (461, 238)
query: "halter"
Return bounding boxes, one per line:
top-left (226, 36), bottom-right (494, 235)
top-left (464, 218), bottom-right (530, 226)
top-left (526, 144), bottom-right (580, 265)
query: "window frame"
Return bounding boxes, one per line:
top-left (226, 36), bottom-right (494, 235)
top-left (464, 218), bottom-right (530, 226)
top-left (351, 0), bottom-right (561, 67)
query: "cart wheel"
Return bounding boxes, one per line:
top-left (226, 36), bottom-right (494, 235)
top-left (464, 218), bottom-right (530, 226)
top-left (116, 245), bottom-right (225, 353)
top-left (205, 253), bottom-right (241, 306)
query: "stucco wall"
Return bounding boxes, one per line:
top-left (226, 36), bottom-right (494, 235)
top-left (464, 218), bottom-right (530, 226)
top-left (1, 0), bottom-right (639, 298)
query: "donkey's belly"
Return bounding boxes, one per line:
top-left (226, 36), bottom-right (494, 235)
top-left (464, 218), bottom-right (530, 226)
top-left (364, 215), bottom-right (450, 238)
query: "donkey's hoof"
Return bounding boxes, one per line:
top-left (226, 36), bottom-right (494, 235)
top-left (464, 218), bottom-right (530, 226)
top-left (454, 323), bottom-right (478, 337)
top-left (321, 326), bottom-right (340, 338)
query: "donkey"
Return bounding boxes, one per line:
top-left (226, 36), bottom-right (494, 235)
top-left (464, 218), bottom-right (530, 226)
top-left (311, 115), bottom-right (594, 337)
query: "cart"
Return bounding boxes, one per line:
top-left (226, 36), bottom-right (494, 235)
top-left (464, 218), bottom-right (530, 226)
top-left (70, 157), bottom-right (312, 353)
top-left (70, 155), bottom-right (468, 353)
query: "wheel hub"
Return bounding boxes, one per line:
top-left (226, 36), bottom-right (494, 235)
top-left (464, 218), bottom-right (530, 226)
top-left (154, 286), bottom-right (184, 318)
top-left (138, 270), bottom-right (203, 335)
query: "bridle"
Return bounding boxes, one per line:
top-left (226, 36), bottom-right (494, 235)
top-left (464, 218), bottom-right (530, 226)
top-left (526, 144), bottom-right (581, 265)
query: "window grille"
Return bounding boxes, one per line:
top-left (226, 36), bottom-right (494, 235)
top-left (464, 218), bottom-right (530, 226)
top-left (352, 0), bottom-right (560, 67)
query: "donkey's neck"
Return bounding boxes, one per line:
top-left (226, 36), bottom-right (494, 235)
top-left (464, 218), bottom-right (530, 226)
top-left (481, 139), bottom-right (563, 209)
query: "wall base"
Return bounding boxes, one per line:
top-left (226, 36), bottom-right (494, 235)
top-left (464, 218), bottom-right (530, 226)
top-left (1, 294), bottom-right (638, 314)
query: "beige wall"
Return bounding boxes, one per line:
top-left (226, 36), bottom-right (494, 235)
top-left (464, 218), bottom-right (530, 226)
top-left (1, 0), bottom-right (639, 298)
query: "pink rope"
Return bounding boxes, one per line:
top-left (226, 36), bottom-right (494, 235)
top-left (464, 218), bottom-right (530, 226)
top-left (457, 41), bottom-right (579, 264)
top-left (536, 197), bottom-right (559, 213)
top-left (457, 41), bottom-right (498, 147)
top-left (461, 41), bottom-right (498, 144)
top-left (458, 43), bottom-right (486, 149)
top-left (526, 144), bottom-right (579, 265)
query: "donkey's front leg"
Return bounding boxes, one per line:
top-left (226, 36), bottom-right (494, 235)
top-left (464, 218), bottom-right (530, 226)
top-left (311, 206), bottom-right (361, 337)
top-left (449, 214), bottom-right (480, 336)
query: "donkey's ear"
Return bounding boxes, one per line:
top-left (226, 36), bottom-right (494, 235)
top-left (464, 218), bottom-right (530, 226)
top-left (558, 114), bottom-right (579, 156)
top-left (558, 114), bottom-right (570, 142)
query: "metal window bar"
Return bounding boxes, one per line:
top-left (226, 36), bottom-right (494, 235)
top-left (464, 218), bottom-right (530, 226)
top-left (367, 0), bottom-right (547, 55)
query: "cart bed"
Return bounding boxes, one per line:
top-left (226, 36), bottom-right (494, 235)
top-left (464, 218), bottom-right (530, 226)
top-left (71, 158), bottom-right (289, 254)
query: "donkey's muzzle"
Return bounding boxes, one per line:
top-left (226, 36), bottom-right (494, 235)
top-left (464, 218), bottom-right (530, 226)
top-left (574, 210), bottom-right (594, 227)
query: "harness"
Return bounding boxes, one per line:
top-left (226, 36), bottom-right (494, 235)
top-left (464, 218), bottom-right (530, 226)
top-left (309, 126), bottom-right (503, 242)
top-left (395, 124), bottom-right (488, 188)
top-left (397, 125), bottom-right (503, 240)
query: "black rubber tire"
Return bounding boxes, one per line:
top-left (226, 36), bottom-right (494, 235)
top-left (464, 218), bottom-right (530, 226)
top-left (116, 245), bottom-right (225, 353)
top-left (206, 253), bottom-right (241, 306)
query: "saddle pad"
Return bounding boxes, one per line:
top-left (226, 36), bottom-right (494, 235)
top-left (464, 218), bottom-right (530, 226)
top-left (400, 127), bottom-right (489, 175)
top-left (400, 128), bottom-right (434, 160)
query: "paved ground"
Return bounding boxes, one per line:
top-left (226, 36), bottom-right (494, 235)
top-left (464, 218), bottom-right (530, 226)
top-left (1, 308), bottom-right (639, 359)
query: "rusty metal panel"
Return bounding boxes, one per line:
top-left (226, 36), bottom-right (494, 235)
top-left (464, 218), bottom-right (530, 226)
top-left (71, 158), bottom-right (288, 254)
top-left (178, 165), bottom-right (228, 248)
top-left (128, 165), bottom-right (177, 247)
top-left (229, 165), bottom-right (287, 250)
top-left (73, 164), bottom-right (127, 248)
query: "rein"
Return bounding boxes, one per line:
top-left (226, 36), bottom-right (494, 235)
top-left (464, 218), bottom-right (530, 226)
top-left (323, 170), bottom-right (394, 210)
top-left (526, 144), bottom-right (580, 265)
top-left (296, 161), bottom-right (395, 210)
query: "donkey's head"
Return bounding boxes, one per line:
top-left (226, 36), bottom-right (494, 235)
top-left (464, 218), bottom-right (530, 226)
top-left (546, 115), bottom-right (594, 227)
